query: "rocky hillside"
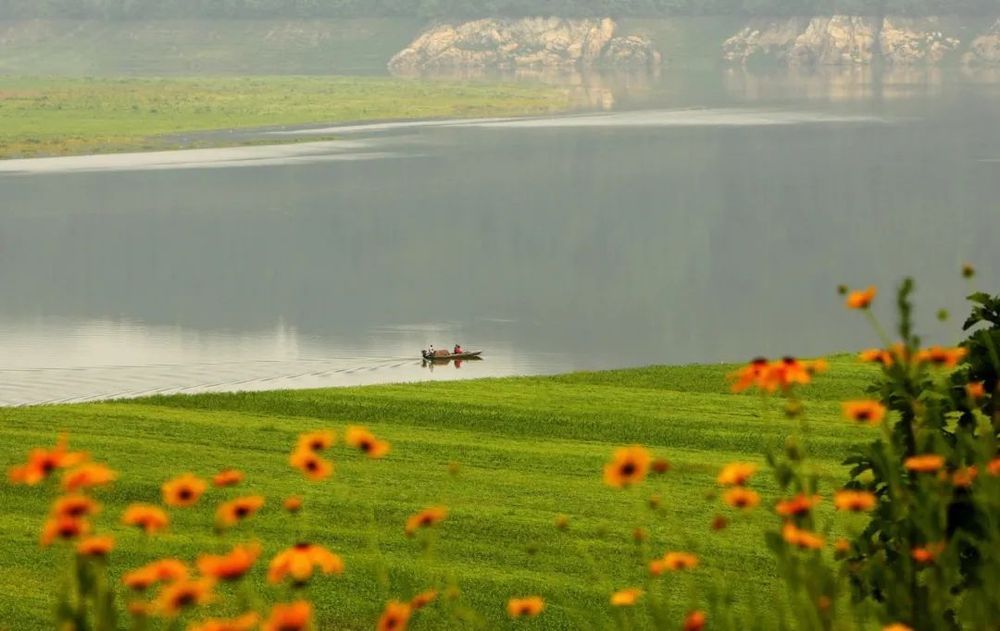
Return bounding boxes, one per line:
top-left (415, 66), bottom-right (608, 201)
top-left (722, 16), bottom-right (991, 66)
top-left (388, 17), bottom-right (661, 73)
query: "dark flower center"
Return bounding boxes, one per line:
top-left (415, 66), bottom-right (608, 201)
top-left (235, 506), bottom-right (250, 518)
top-left (360, 440), bottom-right (373, 453)
top-left (175, 592), bottom-right (196, 607)
top-left (179, 488), bottom-right (193, 500)
top-left (305, 459), bottom-right (319, 472)
top-left (294, 542), bottom-right (311, 550)
top-left (620, 462), bottom-right (637, 476)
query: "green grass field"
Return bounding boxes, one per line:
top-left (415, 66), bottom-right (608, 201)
top-left (0, 76), bottom-right (570, 159)
top-left (0, 358), bottom-right (882, 629)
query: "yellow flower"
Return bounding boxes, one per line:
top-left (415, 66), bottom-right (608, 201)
top-left (262, 602), bottom-right (311, 631)
top-left (122, 504), bottom-right (169, 534)
top-left (377, 601), bottom-right (412, 631)
top-left (289, 449), bottom-right (334, 481)
top-left (154, 578), bottom-right (215, 617)
top-left (197, 543), bottom-right (261, 581)
top-left (162, 473), bottom-right (208, 507)
top-left (717, 462), bottom-right (757, 486)
top-left (842, 400), bottom-right (886, 425)
top-left (297, 429), bottom-right (335, 452)
top-left (40, 516), bottom-right (90, 547)
top-left (649, 552), bottom-right (699, 575)
top-left (267, 542), bottom-right (344, 585)
top-left (76, 535), bottom-right (114, 558)
top-left (212, 469), bottom-right (244, 487)
top-left (723, 487), bottom-right (760, 510)
top-left (187, 612), bottom-right (259, 631)
top-left (915, 346), bottom-right (967, 368)
top-left (216, 496), bottom-right (265, 528)
top-left (904, 454), bottom-right (945, 473)
top-left (404, 506), bottom-right (448, 537)
top-left (781, 523), bottom-right (824, 550)
top-left (603, 445), bottom-right (651, 488)
top-left (52, 494), bottom-right (101, 519)
top-left (283, 496), bottom-right (303, 513)
top-left (775, 494), bottom-right (821, 517)
top-left (610, 588), bottom-right (643, 606)
top-left (7, 434), bottom-right (87, 486)
top-left (845, 286), bottom-right (876, 309)
top-left (833, 490), bottom-right (877, 512)
top-left (345, 426), bottom-right (391, 458)
top-left (61, 463), bottom-right (117, 493)
top-left (859, 348), bottom-right (894, 366)
top-left (507, 596), bottom-right (544, 618)
top-left (410, 590), bottom-right (437, 610)
top-left (883, 624), bottom-right (914, 631)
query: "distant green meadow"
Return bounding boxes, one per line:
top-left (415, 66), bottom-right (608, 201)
top-left (0, 359), bottom-right (881, 629)
top-left (0, 76), bottom-right (570, 159)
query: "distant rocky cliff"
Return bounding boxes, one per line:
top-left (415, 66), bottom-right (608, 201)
top-left (965, 19), bottom-right (1000, 65)
top-left (388, 18), bottom-right (661, 73)
top-left (723, 16), bottom-right (977, 66)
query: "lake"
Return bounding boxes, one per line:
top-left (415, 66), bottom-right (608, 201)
top-left (1, 65), bottom-right (999, 404)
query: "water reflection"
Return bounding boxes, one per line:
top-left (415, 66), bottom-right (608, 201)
top-left (1, 67), bottom-right (998, 405)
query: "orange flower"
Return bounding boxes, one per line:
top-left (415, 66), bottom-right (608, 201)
top-left (651, 458), bottom-right (671, 474)
top-left (904, 454), bottom-right (945, 473)
top-left (846, 286), bottom-right (876, 309)
top-left (842, 400), bottom-right (886, 425)
top-left (915, 346), bottom-right (967, 368)
top-left (911, 542), bottom-right (945, 564)
top-left (781, 523), bottom-right (824, 550)
top-left (859, 348), bottom-right (894, 366)
top-left (61, 463), bottom-right (117, 493)
top-left (410, 590), bottom-right (437, 610)
top-left (377, 601), bottom-right (412, 631)
top-left (289, 449), bottom-right (333, 481)
top-left (162, 473), bottom-right (207, 507)
top-left (883, 625), bottom-right (914, 631)
top-left (123, 559), bottom-right (188, 591)
top-left (7, 434), bottom-right (87, 485)
top-left (52, 494), bottom-right (101, 519)
top-left (834, 490), bottom-right (877, 512)
top-left (40, 516), bottom-right (90, 546)
top-left (834, 538), bottom-right (851, 555)
top-left (405, 506), bottom-right (448, 537)
top-left (188, 612), bottom-right (259, 631)
top-left (212, 469), bottom-right (244, 488)
top-left (610, 588), bottom-right (643, 606)
top-left (717, 462), bottom-right (757, 486)
top-left (154, 578), bottom-right (215, 617)
top-left (297, 429), bottom-right (335, 452)
top-left (76, 535), bottom-right (114, 557)
top-left (988, 457), bottom-right (1000, 477)
top-left (507, 596), bottom-right (544, 618)
top-left (122, 504), bottom-right (169, 534)
top-left (262, 601), bottom-right (311, 631)
top-left (764, 356), bottom-right (815, 390)
top-left (729, 357), bottom-right (770, 392)
top-left (197, 543), bottom-right (261, 581)
top-left (775, 494), bottom-right (821, 517)
top-left (603, 445), bottom-right (651, 488)
top-left (148, 558), bottom-right (190, 582)
top-left (345, 426), bottom-right (391, 458)
top-left (283, 496), bottom-right (303, 513)
top-left (952, 466), bottom-right (978, 488)
top-left (267, 542), bottom-right (344, 585)
top-left (649, 552), bottom-right (699, 575)
top-left (723, 487), bottom-right (760, 510)
top-left (965, 382), bottom-right (986, 400)
top-left (683, 610), bottom-right (707, 631)
top-left (216, 496), bottom-right (265, 527)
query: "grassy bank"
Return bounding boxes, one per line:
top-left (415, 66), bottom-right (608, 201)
top-left (0, 76), bottom-right (570, 159)
top-left (0, 358), bottom-right (880, 629)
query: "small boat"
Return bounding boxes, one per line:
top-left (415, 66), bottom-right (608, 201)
top-left (421, 350), bottom-right (483, 361)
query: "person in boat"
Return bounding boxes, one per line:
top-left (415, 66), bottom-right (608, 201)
top-left (427, 345), bottom-right (435, 358)
top-left (453, 344), bottom-right (463, 355)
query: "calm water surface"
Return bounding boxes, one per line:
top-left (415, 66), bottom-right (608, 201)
top-left (2, 68), bottom-right (999, 404)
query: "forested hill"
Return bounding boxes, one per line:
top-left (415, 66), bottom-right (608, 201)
top-left (0, 0), bottom-right (997, 19)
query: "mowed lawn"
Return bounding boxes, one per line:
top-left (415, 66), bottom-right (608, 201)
top-left (0, 359), bottom-right (879, 630)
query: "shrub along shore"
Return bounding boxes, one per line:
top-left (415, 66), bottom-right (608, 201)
top-left (0, 76), bottom-right (570, 159)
